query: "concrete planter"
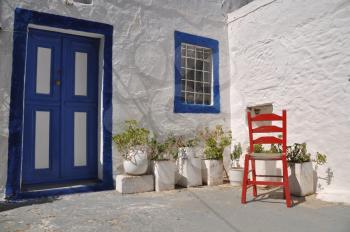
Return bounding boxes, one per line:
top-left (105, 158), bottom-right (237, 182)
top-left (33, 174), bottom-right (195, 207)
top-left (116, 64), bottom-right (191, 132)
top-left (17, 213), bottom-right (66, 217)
top-left (176, 157), bottom-right (202, 187)
top-left (201, 159), bottom-right (224, 186)
top-left (288, 161), bottom-right (314, 196)
top-left (228, 168), bottom-right (244, 186)
top-left (123, 149), bottom-right (149, 175)
top-left (152, 160), bottom-right (175, 192)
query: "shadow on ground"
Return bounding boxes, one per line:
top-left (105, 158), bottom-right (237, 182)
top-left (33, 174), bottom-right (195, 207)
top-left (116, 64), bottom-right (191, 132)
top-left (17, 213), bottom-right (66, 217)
top-left (246, 187), bottom-right (306, 207)
top-left (0, 196), bottom-right (60, 212)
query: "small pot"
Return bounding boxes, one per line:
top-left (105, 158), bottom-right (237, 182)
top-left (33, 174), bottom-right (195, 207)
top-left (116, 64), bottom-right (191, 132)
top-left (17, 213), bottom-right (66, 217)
top-left (201, 159), bottom-right (224, 186)
top-left (123, 149), bottom-right (149, 175)
top-left (176, 148), bottom-right (202, 187)
top-left (288, 161), bottom-right (314, 196)
top-left (228, 168), bottom-right (244, 186)
top-left (152, 160), bottom-right (175, 192)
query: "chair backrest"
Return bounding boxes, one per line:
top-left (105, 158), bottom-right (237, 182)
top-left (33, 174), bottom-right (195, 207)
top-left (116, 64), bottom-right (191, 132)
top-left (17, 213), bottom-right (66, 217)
top-left (247, 110), bottom-right (287, 154)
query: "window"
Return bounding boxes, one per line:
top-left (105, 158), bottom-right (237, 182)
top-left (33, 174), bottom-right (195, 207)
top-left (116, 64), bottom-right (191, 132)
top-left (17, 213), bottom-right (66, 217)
top-left (174, 31), bottom-right (220, 113)
top-left (181, 44), bottom-right (212, 105)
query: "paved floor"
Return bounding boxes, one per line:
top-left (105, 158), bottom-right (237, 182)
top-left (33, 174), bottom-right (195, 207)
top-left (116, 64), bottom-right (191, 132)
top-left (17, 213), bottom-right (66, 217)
top-left (1, 185), bottom-right (349, 232)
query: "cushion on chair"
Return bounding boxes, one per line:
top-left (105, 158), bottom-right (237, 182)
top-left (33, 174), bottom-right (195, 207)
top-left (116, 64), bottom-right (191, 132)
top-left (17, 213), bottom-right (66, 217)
top-left (250, 153), bottom-right (283, 160)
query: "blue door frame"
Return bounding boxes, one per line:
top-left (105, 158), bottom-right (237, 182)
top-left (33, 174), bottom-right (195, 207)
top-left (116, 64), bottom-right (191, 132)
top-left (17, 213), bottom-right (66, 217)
top-left (6, 8), bottom-right (114, 198)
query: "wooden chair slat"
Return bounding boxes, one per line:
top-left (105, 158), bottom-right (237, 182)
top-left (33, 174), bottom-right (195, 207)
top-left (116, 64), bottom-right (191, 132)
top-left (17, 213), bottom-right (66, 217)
top-left (253, 136), bottom-right (283, 144)
top-left (251, 113), bottom-right (283, 121)
top-left (252, 125), bottom-right (283, 133)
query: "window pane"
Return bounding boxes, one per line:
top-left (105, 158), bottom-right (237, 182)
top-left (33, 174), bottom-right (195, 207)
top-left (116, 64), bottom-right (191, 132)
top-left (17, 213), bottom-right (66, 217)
top-left (203, 61), bottom-right (210, 72)
top-left (196, 71), bottom-right (203, 82)
top-left (187, 92), bottom-right (194, 104)
top-left (186, 81), bottom-right (194, 92)
top-left (187, 58), bottom-right (195, 69)
top-left (203, 72), bottom-right (210, 83)
top-left (195, 82), bottom-right (203, 93)
top-left (204, 83), bottom-right (211, 94)
top-left (195, 93), bottom-right (203, 104)
top-left (196, 60), bottom-right (203, 70)
top-left (187, 69), bottom-right (195, 81)
top-left (204, 94), bottom-right (211, 105)
top-left (187, 49), bottom-right (195, 58)
top-left (196, 48), bottom-right (203, 59)
top-left (204, 50), bottom-right (211, 60)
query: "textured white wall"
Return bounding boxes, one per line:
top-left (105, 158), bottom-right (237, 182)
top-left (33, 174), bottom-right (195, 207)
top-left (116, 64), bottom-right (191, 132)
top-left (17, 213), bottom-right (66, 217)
top-left (228, 0), bottom-right (350, 203)
top-left (0, 0), bottom-right (240, 197)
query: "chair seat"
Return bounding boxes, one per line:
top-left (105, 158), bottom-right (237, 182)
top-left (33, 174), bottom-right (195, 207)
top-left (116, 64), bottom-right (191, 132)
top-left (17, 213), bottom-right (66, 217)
top-left (250, 153), bottom-right (283, 160)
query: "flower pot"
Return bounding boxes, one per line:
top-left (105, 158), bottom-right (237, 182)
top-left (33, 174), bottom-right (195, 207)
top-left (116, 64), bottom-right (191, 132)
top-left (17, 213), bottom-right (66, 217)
top-left (123, 149), bottom-right (149, 175)
top-left (228, 168), bottom-right (244, 186)
top-left (152, 160), bottom-right (175, 192)
top-left (288, 161), bottom-right (314, 196)
top-left (201, 159), bottom-right (224, 186)
top-left (176, 155), bottom-right (202, 187)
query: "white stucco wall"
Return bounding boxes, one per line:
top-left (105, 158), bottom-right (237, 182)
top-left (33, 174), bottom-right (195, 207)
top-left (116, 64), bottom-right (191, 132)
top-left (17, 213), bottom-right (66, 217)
top-left (228, 0), bottom-right (350, 203)
top-left (0, 0), bottom-right (244, 197)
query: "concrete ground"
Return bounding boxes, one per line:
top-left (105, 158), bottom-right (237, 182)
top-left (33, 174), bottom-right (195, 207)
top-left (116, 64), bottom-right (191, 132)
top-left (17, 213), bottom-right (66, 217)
top-left (1, 185), bottom-right (349, 232)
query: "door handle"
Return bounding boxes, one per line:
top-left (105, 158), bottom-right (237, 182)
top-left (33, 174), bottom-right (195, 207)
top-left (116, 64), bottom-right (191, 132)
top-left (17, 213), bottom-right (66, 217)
top-left (55, 80), bottom-right (61, 86)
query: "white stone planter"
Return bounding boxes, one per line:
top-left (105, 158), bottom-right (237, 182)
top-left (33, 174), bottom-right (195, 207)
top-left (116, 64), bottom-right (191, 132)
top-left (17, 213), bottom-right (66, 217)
top-left (176, 156), bottom-right (202, 187)
top-left (123, 149), bottom-right (149, 175)
top-left (288, 161), bottom-right (314, 196)
top-left (201, 159), bottom-right (224, 186)
top-left (152, 160), bottom-right (175, 192)
top-left (228, 168), bottom-right (244, 186)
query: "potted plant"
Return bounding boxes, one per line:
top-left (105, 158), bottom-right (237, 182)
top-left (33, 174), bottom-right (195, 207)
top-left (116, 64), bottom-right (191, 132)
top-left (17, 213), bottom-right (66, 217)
top-left (175, 136), bottom-right (202, 188)
top-left (112, 120), bottom-right (150, 175)
top-left (228, 143), bottom-right (244, 186)
top-left (287, 143), bottom-right (327, 196)
top-left (199, 125), bottom-right (232, 186)
top-left (149, 135), bottom-right (177, 192)
top-left (249, 144), bottom-right (281, 184)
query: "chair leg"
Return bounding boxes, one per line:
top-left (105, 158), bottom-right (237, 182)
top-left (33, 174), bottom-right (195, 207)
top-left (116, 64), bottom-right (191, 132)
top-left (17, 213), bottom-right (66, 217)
top-left (251, 159), bottom-right (257, 197)
top-left (282, 156), bottom-right (292, 207)
top-left (241, 155), bottom-right (249, 204)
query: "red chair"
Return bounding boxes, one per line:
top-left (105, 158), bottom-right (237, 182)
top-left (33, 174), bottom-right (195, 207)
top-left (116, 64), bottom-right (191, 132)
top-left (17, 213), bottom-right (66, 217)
top-left (241, 110), bottom-right (292, 207)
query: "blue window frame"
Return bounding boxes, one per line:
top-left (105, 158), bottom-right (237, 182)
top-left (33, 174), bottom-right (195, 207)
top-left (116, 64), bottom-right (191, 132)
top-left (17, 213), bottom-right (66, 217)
top-left (174, 31), bottom-right (220, 113)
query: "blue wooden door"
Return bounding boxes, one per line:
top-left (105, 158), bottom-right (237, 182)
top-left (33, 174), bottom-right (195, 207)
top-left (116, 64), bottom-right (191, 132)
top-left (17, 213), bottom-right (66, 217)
top-left (22, 29), bottom-right (99, 185)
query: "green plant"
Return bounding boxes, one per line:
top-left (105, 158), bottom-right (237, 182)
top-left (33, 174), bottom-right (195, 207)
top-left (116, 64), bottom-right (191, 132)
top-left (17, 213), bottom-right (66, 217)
top-left (198, 125), bottom-right (232, 160)
top-left (270, 143), bottom-right (282, 153)
top-left (112, 120), bottom-right (150, 159)
top-left (287, 143), bottom-right (328, 166)
top-left (286, 143), bottom-right (311, 163)
top-left (175, 135), bottom-right (198, 148)
top-left (313, 152), bottom-right (327, 166)
top-left (253, 144), bottom-right (265, 153)
top-left (149, 135), bottom-right (178, 161)
top-left (230, 143), bottom-right (242, 161)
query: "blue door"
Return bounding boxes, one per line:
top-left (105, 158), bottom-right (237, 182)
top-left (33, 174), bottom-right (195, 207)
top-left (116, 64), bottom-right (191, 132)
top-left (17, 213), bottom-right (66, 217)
top-left (22, 29), bottom-right (99, 185)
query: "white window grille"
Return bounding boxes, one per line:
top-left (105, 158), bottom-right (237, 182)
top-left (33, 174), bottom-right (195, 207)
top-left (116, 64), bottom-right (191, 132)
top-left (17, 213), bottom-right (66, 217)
top-left (180, 43), bottom-right (212, 105)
